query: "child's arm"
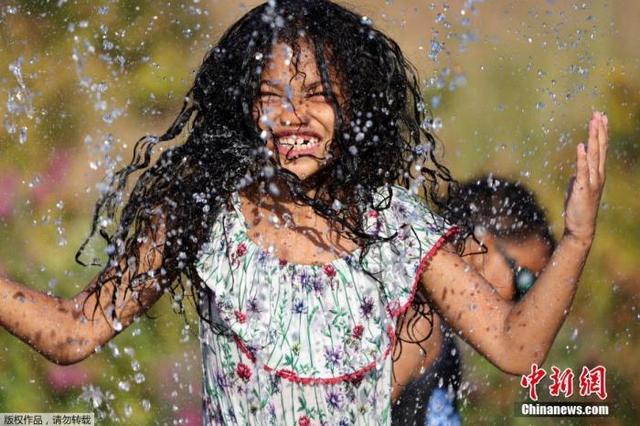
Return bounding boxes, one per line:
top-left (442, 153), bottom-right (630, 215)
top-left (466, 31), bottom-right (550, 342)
top-left (421, 112), bottom-right (607, 375)
top-left (0, 212), bottom-right (169, 365)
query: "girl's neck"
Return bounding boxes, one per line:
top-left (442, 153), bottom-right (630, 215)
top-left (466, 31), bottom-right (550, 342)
top-left (238, 180), bottom-right (360, 263)
top-left (241, 180), bottom-right (319, 223)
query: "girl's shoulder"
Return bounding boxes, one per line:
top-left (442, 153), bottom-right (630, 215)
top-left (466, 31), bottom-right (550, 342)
top-left (372, 184), bottom-right (449, 233)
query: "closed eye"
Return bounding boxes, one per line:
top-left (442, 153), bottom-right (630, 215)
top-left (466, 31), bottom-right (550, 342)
top-left (258, 91), bottom-right (282, 103)
top-left (306, 91), bottom-right (329, 101)
top-left (259, 91), bottom-right (282, 97)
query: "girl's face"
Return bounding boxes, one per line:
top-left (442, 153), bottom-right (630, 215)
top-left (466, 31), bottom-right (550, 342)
top-left (253, 40), bottom-right (344, 181)
top-left (466, 234), bottom-right (551, 300)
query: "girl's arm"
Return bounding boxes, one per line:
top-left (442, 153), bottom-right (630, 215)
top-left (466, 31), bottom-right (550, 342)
top-left (421, 112), bottom-right (608, 375)
top-left (0, 212), bottom-right (169, 365)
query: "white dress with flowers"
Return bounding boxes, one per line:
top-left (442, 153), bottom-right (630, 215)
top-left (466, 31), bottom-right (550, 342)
top-left (196, 185), bottom-right (457, 425)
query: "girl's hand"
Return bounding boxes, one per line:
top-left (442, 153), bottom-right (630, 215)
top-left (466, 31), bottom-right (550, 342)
top-left (564, 111), bottom-right (608, 245)
top-left (421, 112), bottom-right (609, 374)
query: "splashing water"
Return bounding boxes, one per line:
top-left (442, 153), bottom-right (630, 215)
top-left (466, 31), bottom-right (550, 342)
top-left (0, 0), bottom-right (636, 424)
top-left (5, 57), bottom-right (35, 143)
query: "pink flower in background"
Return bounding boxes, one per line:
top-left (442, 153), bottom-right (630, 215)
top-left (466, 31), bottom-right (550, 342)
top-left (0, 171), bottom-right (20, 218)
top-left (32, 149), bottom-right (71, 205)
top-left (155, 357), bottom-right (203, 404)
top-left (46, 364), bottom-right (91, 392)
top-left (175, 406), bottom-right (202, 425)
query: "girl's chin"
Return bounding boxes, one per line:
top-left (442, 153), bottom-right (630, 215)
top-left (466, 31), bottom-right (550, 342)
top-left (279, 158), bottom-right (324, 181)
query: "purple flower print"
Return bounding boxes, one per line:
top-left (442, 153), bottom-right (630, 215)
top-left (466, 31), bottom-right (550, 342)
top-left (326, 389), bottom-right (344, 410)
top-left (312, 277), bottom-right (325, 293)
top-left (324, 346), bottom-right (343, 368)
top-left (292, 298), bottom-right (307, 314)
top-left (300, 270), bottom-right (313, 293)
top-left (247, 296), bottom-right (261, 314)
top-left (215, 371), bottom-right (230, 389)
top-left (269, 375), bottom-right (281, 394)
top-left (359, 297), bottom-right (374, 319)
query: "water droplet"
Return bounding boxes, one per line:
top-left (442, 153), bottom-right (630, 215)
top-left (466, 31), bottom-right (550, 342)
top-left (428, 39), bottom-right (444, 61)
top-left (268, 182), bottom-right (280, 196)
top-left (112, 319), bottom-right (123, 332)
top-left (18, 127), bottom-right (27, 144)
top-left (431, 117), bottom-right (443, 132)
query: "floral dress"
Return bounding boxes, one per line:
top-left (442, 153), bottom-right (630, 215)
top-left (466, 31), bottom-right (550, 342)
top-left (196, 185), bottom-right (457, 425)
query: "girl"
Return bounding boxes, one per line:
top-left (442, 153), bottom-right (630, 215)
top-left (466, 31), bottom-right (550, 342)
top-left (0, 1), bottom-right (607, 425)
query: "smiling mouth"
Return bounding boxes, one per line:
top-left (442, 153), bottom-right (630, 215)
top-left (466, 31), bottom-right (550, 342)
top-left (274, 135), bottom-right (322, 158)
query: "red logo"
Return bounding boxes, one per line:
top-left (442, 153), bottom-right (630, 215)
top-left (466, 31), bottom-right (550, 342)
top-left (520, 364), bottom-right (607, 401)
top-left (549, 366), bottom-right (575, 398)
top-left (520, 363), bottom-right (547, 401)
top-left (579, 365), bottom-right (608, 400)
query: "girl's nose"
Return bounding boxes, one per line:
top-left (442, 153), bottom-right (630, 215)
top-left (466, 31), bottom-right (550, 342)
top-left (278, 98), bottom-right (309, 127)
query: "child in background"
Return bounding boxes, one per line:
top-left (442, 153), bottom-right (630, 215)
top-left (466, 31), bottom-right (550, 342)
top-left (393, 175), bottom-right (556, 425)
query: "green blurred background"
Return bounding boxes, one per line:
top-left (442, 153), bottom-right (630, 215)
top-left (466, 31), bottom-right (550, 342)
top-left (0, 0), bottom-right (637, 424)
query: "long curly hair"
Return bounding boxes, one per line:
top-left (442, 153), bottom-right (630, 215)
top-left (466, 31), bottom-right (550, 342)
top-left (77, 0), bottom-right (463, 358)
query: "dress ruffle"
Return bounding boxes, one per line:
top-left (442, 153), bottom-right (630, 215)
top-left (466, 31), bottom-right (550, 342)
top-left (196, 185), bottom-right (457, 385)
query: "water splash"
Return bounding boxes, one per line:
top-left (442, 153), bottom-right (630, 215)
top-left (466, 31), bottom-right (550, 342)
top-left (79, 385), bottom-right (118, 422)
top-left (5, 57), bottom-right (36, 143)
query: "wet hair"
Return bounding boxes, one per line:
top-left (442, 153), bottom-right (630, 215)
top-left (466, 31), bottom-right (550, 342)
top-left (76, 0), bottom-right (461, 353)
top-left (447, 174), bottom-right (556, 250)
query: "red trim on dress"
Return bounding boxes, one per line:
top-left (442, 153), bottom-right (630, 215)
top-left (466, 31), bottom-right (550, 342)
top-left (387, 225), bottom-right (460, 318)
top-left (232, 225), bottom-right (460, 385)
